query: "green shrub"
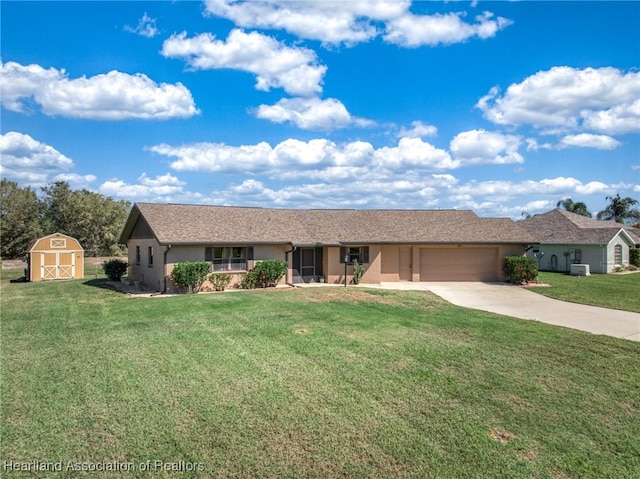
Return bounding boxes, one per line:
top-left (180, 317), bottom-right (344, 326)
top-left (253, 259), bottom-right (288, 287)
top-left (209, 273), bottom-right (232, 291)
top-left (503, 256), bottom-right (538, 284)
top-left (171, 261), bottom-right (211, 294)
top-left (238, 259), bottom-right (288, 289)
top-left (352, 259), bottom-right (365, 284)
top-left (630, 248), bottom-right (640, 267)
top-left (238, 272), bottom-right (258, 289)
top-left (102, 259), bottom-right (128, 281)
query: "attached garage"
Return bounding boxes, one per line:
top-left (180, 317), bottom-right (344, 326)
top-left (27, 233), bottom-right (84, 282)
top-left (420, 247), bottom-right (499, 282)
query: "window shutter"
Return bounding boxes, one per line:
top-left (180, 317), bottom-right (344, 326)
top-left (362, 246), bottom-right (369, 264)
top-left (340, 246), bottom-right (346, 263)
top-left (205, 247), bottom-right (213, 262)
top-left (246, 247), bottom-right (254, 260)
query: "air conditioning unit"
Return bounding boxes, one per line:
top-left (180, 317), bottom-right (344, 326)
top-left (570, 264), bottom-right (590, 276)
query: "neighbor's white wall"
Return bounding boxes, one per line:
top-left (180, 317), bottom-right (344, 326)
top-left (528, 244), bottom-right (608, 274)
top-left (606, 236), bottom-right (631, 272)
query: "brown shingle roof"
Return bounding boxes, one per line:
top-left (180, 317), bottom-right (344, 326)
top-left (119, 203), bottom-right (536, 246)
top-left (519, 209), bottom-right (640, 245)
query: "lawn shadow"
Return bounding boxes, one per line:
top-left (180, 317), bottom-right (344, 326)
top-left (83, 278), bottom-right (115, 291)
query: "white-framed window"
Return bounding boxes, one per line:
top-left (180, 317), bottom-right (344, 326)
top-left (206, 246), bottom-right (252, 271)
top-left (614, 244), bottom-right (623, 265)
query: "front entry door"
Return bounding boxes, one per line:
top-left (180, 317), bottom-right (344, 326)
top-left (301, 248), bottom-right (315, 280)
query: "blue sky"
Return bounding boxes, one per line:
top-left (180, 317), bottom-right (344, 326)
top-left (1, 1), bottom-right (638, 218)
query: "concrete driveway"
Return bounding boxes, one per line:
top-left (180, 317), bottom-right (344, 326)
top-left (367, 282), bottom-right (640, 342)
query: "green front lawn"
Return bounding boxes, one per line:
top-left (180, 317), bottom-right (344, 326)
top-left (1, 269), bottom-right (639, 478)
top-left (535, 271), bottom-right (640, 312)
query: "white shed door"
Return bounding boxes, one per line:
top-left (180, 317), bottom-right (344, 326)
top-left (420, 247), bottom-right (499, 282)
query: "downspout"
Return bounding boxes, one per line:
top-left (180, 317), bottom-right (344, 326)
top-left (284, 243), bottom-right (296, 286)
top-left (163, 244), bottom-right (172, 293)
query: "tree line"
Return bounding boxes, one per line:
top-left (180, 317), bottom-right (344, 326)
top-left (1, 179), bottom-right (131, 259)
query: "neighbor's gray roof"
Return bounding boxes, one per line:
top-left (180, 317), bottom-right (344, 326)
top-left (519, 209), bottom-right (640, 245)
top-left (119, 202), bottom-right (537, 246)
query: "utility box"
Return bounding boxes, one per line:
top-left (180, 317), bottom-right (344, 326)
top-left (570, 264), bottom-right (590, 276)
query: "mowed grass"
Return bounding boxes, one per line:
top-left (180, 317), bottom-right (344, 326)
top-left (535, 272), bottom-right (640, 312)
top-left (1, 269), bottom-right (639, 478)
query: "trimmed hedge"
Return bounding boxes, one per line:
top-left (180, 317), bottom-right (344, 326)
top-left (503, 256), bottom-right (538, 284)
top-left (171, 261), bottom-right (211, 294)
top-left (630, 248), bottom-right (640, 267)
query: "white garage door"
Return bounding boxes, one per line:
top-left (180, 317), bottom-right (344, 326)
top-left (420, 247), bottom-right (499, 281)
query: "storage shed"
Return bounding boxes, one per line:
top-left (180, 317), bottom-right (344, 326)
top-left (26, 233), bottom-right (84, 281)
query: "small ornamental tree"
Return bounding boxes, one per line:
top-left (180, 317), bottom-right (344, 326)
top-left (171, 261), bottom-right (211, 294)
top-left (503, 256), bottom-right (538, 284)
top-left (630, 248), bottom-right (640, 268)
top-left (102, 259), bottom-right (128, 281)
top-left (352, 259), bottom-right (365, 284)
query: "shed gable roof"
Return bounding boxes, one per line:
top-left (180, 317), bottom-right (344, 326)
top-left (119, 203), bottom-right (536, 246)
top-left (519, 209), bottom-right (640, 245)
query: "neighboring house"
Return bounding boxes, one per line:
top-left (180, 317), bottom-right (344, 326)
top-left (119, 203), bottom-right (536, 292)
top-left (519, 209), bottom-right (640, 273)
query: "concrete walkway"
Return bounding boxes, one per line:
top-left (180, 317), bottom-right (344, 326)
top-left (361, 282), bottom-right (640, 342)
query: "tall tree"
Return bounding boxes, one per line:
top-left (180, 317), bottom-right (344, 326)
top-left (556, 198), bottom-right (592, 217)
top-left (596, 194), bottom-right (640, 224)
top-left (0, 179), bottom-right (42, 258)
top-left (40, 181), bottom-right (130, 256)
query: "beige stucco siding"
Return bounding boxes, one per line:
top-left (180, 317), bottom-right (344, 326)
top-left (127, 238), bottom-right (165, 291)
top-left (325, 244), bottom-right (524, 284)
top-left (164, 244), bottom-right (290, 292)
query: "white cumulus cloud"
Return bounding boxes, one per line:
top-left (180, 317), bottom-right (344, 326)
top-left (203, 0), bottom-right (407, 46)
top-left (161, 29), bottom-right (326, 97)
top-left (477, 66), bottom-right (640, 134)
top-left (384, 11), bottom-right (512, 47)
top-left (450, 130), bottom-right (523, 165)
top-left (124, 12), bottom-right (159, 38)
top-left (98, 173), bottom-right (203, 202)
top-left (255, 97), bottom-right (372, 130)
top-left (0, 61), bottom-right (199, 120)
top-left (373, 137), bottom-right (457, 170)
top-left (203, 0), bottom-right (511, 48)
top-left (398, 121), bottom-right (438, 138)
top-left (559, 134), bottom-right (621, 150)
top-left (0, 131), bottom-right (74, 185)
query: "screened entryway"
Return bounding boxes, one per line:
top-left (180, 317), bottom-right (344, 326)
top-left (292, 247), bottom-right (323, 283)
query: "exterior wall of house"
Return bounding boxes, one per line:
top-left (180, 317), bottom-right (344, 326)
top-left (127, 237), bottom-right (165, 291)
top-left (165, 244), bottom-right (290, 292)
top-left (527, 244), bottom-right (608, 274)
top-left (606, 236), bottom-right (631, 272)
top-left (324, 245), bottom-right (381, 285)
top-left (324, 244), bottom-right (525, 284)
